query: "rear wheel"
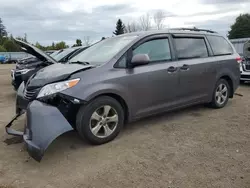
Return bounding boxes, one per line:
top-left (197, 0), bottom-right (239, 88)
top-left (76, 96), bottom-right (124, 145)
top-left (210, 79), bottom-right (230, 108)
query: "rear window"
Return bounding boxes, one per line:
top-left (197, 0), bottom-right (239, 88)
top-left (174, 37), bottom-right (208, 59)
top-left (207, 35), bottom-right (234, 56)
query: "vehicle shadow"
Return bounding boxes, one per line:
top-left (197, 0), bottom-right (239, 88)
top-left (41, 103), bottom-right (214, 163)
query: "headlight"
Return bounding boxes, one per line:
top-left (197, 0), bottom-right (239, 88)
top-left (16, 68), bottom-right (34, 74)
top-left (37, 78), bottom-right (80, 98)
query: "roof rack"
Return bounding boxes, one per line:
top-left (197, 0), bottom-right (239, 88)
top-left (169, 28), bottom-right (217, 34)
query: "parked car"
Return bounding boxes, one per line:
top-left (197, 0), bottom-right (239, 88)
top-left (53, 46), bottom-right (88, 63)
top-left (11, 56), bottom-right (41, 89)
top-left (10, 39), bottom-right (57, 90)
top-left (11, 40), bottom-right (88, 90)
top-left (239, 40), bottom-right (250, 83)
top-left (49, 50), bottom-right (62, 58)
top-left (45, 50), bottom-right (57, 55)
top-left (0, 55), bottom-right (6, 63)
top-left (6, 28), bottom-right (241, 162)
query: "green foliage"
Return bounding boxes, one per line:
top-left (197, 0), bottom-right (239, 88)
top-left (3, 39), bottom-right (20, 52)
top-left (55, 41), bottom-right (68, 50)
top-left (16, 35), bottom-right (27, 42)
top-left (0, 45), bottom-right (6, 52)
top-left (228, 14), bottom-right (250, 39)
top-left (72, 39), bottom-right (82, 47)
top-left (34, 41), bottom-right (68, 51)
top-left (113, 19), bottom-right (125, 35)
top-left (35, 42), bottom-right (45, 51)
top-left (0, 18), bottom-right (7, 38)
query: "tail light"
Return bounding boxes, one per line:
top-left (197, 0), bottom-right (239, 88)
top-left (236, 57), bottom-right (242, 64)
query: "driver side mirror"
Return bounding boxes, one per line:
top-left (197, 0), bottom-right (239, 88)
top-left (130, 54), bottom-right (150, 67)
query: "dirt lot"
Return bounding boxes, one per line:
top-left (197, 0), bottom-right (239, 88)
top-left (0, 64), bottom-right (249, 188)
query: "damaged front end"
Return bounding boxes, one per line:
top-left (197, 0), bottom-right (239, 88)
top-left (24, 100), bottom-right (75, 161)
top-left (5, 91), bottom-right (83, 162)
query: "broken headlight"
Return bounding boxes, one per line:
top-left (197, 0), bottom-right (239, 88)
top-left (37, 78), bottom-right (80, 98)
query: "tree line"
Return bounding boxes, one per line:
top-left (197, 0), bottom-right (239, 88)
top-left (0, 12), bottom-right (250, 52)
top-left (113, 12), bottom-right (250, 39)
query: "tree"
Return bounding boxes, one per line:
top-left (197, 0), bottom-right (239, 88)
top-left (55, 41), bottom-right (67, 50)
top-left (35, 42), bottom-right (45, 50)
top-left (139, 13), bottom-right (152, 31)
top-left (125, 21), bottom-right (141, 33)
top-left (228, 14), bottom-right (250, 39)
top-left (72, 39), bottom-right (82, 47)
top-left (83, 36), bottom-right (92, 46)
top-left (24, 33), bottom-right (27, 42)
top-left (153, 10), bottom-right (165, 30)
top-left (9, 34), bottom-right (14, 41)
top-left (0, 45), bottom-right (6, 52)
top-left (76, 39), bottom-right (82, 46)
top-left (0, 18), bottom-right (7, 38)
top-left (113, 19), bottom-right (125, 35)
top-left (101, 37), bottom-right (106, 40)
top-left (3, 39), bottom-right (20, 52)
top-left (52, 42), bottom-right (55, 49)
top-left (16, 36), bottom-right (25, 42)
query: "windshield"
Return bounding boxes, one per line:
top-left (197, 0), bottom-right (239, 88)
top-left (69, 35), bottom-right (138, 65)
top-left (53, 48), bottom-right (76, 61)
top-left (50, 50), bottom-right (61, 57)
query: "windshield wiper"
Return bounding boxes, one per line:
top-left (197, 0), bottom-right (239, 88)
top-left (69, 61), bottom-right (90, 65)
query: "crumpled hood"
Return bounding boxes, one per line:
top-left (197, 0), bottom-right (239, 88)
top-left (27, 63), bottom-right (94, 89)
top-left (15, 39), bottom-right (57, 64)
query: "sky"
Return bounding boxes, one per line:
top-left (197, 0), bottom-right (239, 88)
top-left (0, 0), bottom-right (249, 46)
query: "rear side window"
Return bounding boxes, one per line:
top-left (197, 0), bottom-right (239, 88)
top-left (133, 38), bottom-right (171, 62)
top-left (174, 37), bottom-right (208, 59)
top-left (207, 35), bottom-right (234, 56)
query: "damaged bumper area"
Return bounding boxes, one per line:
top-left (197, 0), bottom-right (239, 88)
top-left (6, 100), bottom-right (74, 162)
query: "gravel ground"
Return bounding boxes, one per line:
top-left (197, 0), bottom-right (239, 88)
top-left (0, 64), bottom-right (249, 188)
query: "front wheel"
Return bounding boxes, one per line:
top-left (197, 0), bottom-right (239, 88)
top-left (76, 96), bottom-right (124, 145)
top-left (210, 79), bottom-right (230, 108)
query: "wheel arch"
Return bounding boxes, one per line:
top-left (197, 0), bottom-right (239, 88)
top-left (86, 92), bottom-right (130, 123)
top-left (218, 75), bottom-right (234, 98)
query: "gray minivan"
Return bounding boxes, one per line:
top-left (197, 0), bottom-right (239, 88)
top-left (6, 28), bottom-right (241, 161)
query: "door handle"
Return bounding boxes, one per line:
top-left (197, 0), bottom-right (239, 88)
top-left (180, 64), bottom-right (189, 71)
top-left (167, 66), bottom-right (178, 73)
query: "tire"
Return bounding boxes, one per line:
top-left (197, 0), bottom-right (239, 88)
top-left (210, 79), bottom-right (230, 109)
top-left (76, 96), bottom-right (124, 145)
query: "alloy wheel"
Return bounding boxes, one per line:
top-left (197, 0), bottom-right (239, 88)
top-left (89, 105), bottom-right (118, 138)
top-left (215, 83), bottom-right (228, 105)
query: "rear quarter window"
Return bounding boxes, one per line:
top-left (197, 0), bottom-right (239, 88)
top-left (207, 35), bottom-right (234, 56)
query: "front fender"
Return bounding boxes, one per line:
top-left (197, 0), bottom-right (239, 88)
top-left (61, 82), bottom-right (133, 121)
top-left (25, 100), bottom-right (74, 162)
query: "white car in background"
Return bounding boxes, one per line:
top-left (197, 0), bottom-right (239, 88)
top-left (240, 55), bottom-right (250, 83)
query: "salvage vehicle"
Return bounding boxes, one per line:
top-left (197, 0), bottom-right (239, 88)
top-left (6, 28), bottom-right (241, 162)
top-left (53, 46), bottom-right (88, 63)
top-left (11, 40), bottom-right (88, 90)
top-left (10, 40), bottom-right (58, 90)
top-left (49, 50), bottom-right (62, 57)
top-left (239, 40), bottom-right (250, 82)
